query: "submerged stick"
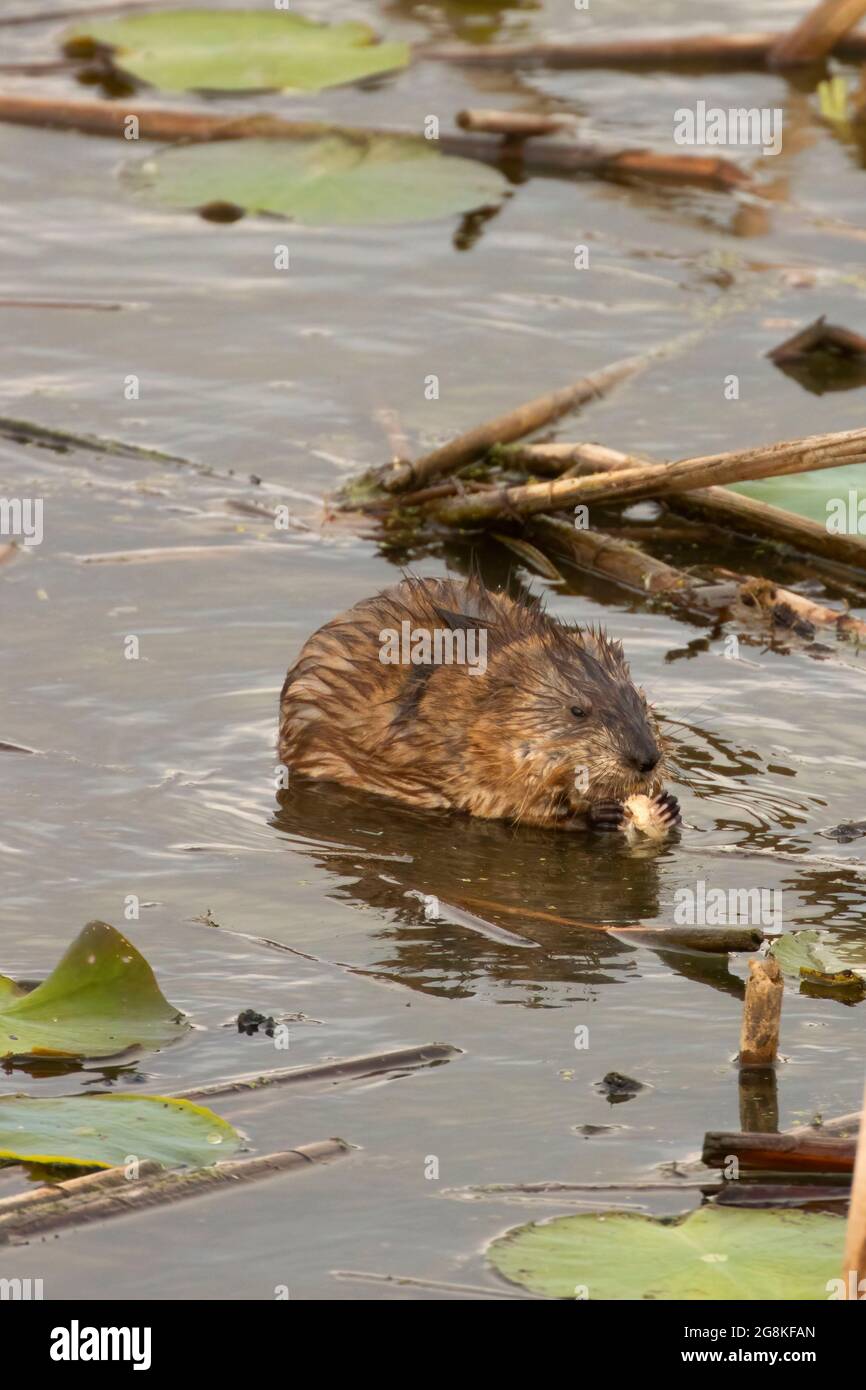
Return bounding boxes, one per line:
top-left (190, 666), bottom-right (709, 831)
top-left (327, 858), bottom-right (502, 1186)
top-left (0, 412), bottom-right (199, 468)
top-left (457, 895), bottom-right (762, 951)
top-left (769, 0), bottom-right (866, 67)
top-left (376, 347), bottom-right (673, 495)
top-left (430, 427), bottom-right (866, 524)
top-left (173, 1043), bottom-right (461, 1102)
top-left (527, 516), bottom-right (866, 644)
top-left (333, 1270), bottom-right (534, 1299)
top-left (0, 1141), bottom-right (351, 1244)
top-left (842, 1080), bottom-right (866, 1296)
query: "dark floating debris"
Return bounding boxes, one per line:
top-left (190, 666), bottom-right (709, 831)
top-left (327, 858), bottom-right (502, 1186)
top-left (236, 1009), bottom-right (276, 1038)
top-left (819, 820), bottom-right (866, 842)
top-left (596, 1071), bottom-right (646, 1103)
top-left (767, 316), bottom-right (866, 395)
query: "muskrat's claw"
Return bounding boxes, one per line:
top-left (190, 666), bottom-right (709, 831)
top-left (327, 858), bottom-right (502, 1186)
top-left (588, 800), bottom-right (627, 832)
top-left (652, 790), bottom-right (682, 826)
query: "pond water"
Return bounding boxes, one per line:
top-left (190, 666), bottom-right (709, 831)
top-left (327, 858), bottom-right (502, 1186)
top-left (1, 0), bottom-right (865, 1300)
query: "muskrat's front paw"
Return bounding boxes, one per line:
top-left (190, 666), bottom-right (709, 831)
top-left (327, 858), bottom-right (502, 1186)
top-left (652, 790), bottom-right (681, 826)
top-left (587, 800), bottom-right (627, 832)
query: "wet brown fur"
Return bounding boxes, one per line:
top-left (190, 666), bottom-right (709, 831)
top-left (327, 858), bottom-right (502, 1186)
top-left (278, 576), bottom-right (670, 828)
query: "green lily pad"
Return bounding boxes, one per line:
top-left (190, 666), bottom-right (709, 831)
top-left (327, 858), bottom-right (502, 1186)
top-left (487, 1206), bottom-right (844, 1300)
top-left (122, 135), bottom-right (508, 227)
top-left (0, 1094), bottom-right (239, 1169)
top-left (63, 10), bottom-right (409, 93)
top-left (0, 921), bottom-right (188, 1061)
top-left (769, 930), bottom-right (866, 998)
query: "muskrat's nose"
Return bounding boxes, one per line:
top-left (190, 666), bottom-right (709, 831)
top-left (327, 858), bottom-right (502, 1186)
top-left (630, 747), bottom-right (660, 775)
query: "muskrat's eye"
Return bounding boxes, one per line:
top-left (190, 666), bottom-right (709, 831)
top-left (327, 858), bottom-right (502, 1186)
top-left (570, 705), bottom-right (587, 719)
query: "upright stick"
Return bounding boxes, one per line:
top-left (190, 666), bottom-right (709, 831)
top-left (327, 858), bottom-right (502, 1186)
top-left (739, 957), bottom-right (783, 1066)
top-left (842, 1079), bottom-right (866, 1297)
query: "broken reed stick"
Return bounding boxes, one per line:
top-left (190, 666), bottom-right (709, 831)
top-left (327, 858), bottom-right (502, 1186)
top-left (376, 345), bottom-right (681, 495)
top-left (702, 1131), bottom-right (856, 1173)
top-left (841, 1079), bottom-right (866, 1297)
top-left (526, 516), bottom-right (866, 643)
top-left (769, 0), bottom-right (866, 67)
top-left (0, 94), bottom-right (749, 191)
top-left (739, 956), bottom-right (783, 1061)
top-left (421, 30), bottom-right (866, 71)
top-left (0, 1159), bottom-right (163, 1218)
top-left (172, 1042), bottom-right (461, 1102)
top-left (528, 515), bottom-right (692, 597)
top-left (505, 439), bottom-right (866, 572)
top-left (428, 427), bottom-right (866, 525)
top-left (0, 1140), bottom-right (351, 1244)
top-left (456, 108), bottom-right (576, 138)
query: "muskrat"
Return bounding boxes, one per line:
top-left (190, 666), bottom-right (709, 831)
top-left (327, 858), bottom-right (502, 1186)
top-left (278, 576), bottom-right (680, 832)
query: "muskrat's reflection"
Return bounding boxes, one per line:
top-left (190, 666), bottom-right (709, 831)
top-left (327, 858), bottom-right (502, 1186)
top-left (273, 778), bottom-right (682, 1005)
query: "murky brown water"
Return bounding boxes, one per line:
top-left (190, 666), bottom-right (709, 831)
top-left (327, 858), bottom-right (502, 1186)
top-left (1, 0), bottom-right (865, 1299)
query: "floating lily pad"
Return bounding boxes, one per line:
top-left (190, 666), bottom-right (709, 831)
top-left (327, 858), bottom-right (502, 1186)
top-left (123, 135), bottom-right (508, 227)
top-left (769, 929), bottom-right (866, 998)
top-left (487, 1206), bottom-right (844, 1299)
top-left (63, 10), bottom-right (409, 93)
top-left (0, 1094), bottom-right (239, 1169)
top-left (0, 921), bottom-right (188, 1061)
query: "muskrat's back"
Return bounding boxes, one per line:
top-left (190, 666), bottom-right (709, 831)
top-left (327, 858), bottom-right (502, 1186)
top-left (279, 575), bottom-right (678, 830)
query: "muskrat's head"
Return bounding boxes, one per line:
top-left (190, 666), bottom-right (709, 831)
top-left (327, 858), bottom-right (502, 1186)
top-left (448, 601), bottom-right (667, 822)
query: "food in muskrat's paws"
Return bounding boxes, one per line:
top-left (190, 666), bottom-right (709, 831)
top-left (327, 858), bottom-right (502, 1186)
top-left (279, 575), bottom-right (675, 830)
top-left (622, 791), bottom-right (681, 839)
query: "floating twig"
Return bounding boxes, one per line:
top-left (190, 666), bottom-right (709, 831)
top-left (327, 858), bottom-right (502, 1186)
top-left (172, 1043), bottom-right (462, 1102)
